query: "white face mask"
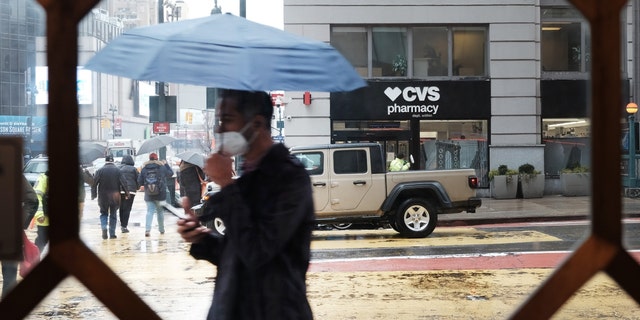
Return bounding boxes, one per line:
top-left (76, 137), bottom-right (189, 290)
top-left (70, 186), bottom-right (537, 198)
top-left (216, 121), bottom-right (254, 156)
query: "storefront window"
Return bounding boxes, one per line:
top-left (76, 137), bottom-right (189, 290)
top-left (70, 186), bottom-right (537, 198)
top-left (412, 27), bottom-right (448, 77)
top-left (420, 120), bottom-right (489, 187)
top-left (420, 120), bottom-right (489, 186)
top-left (372, 27), bottom-right (407, 77)
top-left (452, 27), bottom-right (486, 76)
top-left (332, 25), bottom-right (487, 78)
top-left (542, 118), bottom-right (591, 175)
top-left (541, 7), bottom-right (590, 73)
top-left (331, 27), bottom-right (368, 77)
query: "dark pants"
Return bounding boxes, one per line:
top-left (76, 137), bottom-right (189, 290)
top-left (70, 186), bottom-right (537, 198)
top-left (35, 226), bottom-right (48, 253)
top-left (1, 261), bottom-right (18, 298)
top-left (119, 193), bottom-right (135, 229)
top-left (99, 202), bottom-right (118, 237)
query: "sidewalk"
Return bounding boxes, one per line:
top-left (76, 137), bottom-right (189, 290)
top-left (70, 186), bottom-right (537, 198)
top-left (439, 194), bottom-right (640, 226)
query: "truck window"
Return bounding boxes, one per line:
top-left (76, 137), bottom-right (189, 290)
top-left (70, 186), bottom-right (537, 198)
top-left (294, 152), bottom-right (323, 175)
top-left (333, 150), bottom-right (367, 174)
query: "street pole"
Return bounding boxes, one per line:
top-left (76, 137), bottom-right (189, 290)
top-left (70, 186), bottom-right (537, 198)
top-left (627, 102), bottom-right (638, 188)
top-left (109, 104), bottom-right (117, 139)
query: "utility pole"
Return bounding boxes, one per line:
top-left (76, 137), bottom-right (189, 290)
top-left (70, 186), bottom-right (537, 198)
top-left (108, 104), bottom-right (117, 139)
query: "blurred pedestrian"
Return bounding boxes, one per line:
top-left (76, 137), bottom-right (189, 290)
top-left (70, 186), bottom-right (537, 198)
top-left (1, 175), bottom-right (38, 298)
top-left (177, 89), bottom-right (314, 320)
top-left (138, 152), bottom-right (173, 237)
top-left (32, 172), bottom-right (49, 252)
top-left (118, 154), bottom-right (139, 233)
top-left (389, 153), bottom-right (410, 171)
top-left (178, 159), bottom-right (206, 212)
top-left (91, 155), bottom-right (129, 239)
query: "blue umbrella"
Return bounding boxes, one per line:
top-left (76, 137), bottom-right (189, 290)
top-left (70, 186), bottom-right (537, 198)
top-left (84, 13), bottom-right (366, 92)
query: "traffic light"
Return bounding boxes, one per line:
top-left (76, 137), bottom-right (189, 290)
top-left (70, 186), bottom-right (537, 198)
top-left (186, 111), bottom-right (193, 124)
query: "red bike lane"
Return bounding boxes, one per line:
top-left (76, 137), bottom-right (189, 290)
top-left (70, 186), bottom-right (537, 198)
top-left (310, 250), bottom-right (640, 272)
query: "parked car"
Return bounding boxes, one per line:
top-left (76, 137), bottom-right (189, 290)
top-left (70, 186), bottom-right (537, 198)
top-left (23, 156), bottom-right (48, 186)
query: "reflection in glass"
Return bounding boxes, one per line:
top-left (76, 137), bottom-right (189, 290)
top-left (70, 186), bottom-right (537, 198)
top-left (331, 27), bottom-right (368, 77)
top-left (413, 27), bottom-right (448, 77)
top-left (452, 27), bottom-right (486, 76)
top-left (372, 27), bottom-right (407, 77)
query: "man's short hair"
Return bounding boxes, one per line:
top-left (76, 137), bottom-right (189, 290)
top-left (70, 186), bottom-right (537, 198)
top-left (220, 89), bottom-right (273, 129)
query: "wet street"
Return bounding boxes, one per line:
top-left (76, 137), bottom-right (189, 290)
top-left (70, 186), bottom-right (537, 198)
top-left (13, 188), bottom-right (640, 319)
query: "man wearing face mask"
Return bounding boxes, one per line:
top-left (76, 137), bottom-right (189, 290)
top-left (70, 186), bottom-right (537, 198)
top-left (177, 89), bottom-right (315, 320)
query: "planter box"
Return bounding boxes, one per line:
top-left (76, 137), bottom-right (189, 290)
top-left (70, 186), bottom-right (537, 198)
top-left (560, 173), bottom-right (591, 196)
top-left (520, 174), bottom-right (544, 198)
top-left (490, 175), bottom-right (518, 199)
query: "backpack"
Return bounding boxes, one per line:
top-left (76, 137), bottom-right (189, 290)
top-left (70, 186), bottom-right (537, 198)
top-left (144, 166), bottom-right (162, 196)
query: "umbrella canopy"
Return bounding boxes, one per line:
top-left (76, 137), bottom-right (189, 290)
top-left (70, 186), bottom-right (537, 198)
top-left (175, 151), bottom-right (206, 168)
top-left (84, 13), bottom-right (366, 92)
top-left (80, 147), bottom-right (106, 164)
top-left (137, 135), bottom-right (176, 154)
top-left (79, 142), bottom-right (106, 164)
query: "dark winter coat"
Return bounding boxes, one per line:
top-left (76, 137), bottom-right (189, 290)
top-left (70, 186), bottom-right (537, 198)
top-left (137, 160), bottom-right (173, 201)
top-left (119, 155), bottom-right (140, 194)
top-left (190, 143), bottom-right (315, 320)
top-left (179, 161), bottom-right (205, 207)
top-left (91, 162), bottom-right (128, 207)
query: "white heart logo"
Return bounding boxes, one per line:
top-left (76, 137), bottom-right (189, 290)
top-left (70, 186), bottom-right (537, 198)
top-left (384, 87), bottom-right (402, 101)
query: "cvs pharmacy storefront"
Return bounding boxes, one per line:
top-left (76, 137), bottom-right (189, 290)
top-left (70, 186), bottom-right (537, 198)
top-left (331, 79), bottom-right (491, 186)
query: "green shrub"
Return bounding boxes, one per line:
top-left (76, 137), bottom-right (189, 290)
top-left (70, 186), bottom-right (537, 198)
top-left (518, 163), bottom-right (541, 182)
top-left (489, 165), bottom-right (518, 182)
top-left (561, 166), bottom-right (589, 174)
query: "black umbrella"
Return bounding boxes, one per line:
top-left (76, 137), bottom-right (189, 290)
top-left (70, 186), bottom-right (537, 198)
top-left (80, 146), bottom-right (106, 164)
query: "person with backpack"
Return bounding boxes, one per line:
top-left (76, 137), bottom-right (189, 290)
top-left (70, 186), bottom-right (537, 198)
top-left (138, 152), bottom-right (174, 237)
top-left (92, 155), bottom-right (129, 240)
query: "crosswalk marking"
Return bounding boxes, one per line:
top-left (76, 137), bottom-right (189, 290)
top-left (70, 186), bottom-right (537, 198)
top-left (311, 227), bottom-right (561, 250)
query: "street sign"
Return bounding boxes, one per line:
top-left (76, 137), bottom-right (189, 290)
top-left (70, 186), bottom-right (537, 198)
top-left (153, 122), bottom-right (171, 134)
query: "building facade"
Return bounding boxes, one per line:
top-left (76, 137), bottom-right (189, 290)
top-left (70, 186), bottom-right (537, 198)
top-left (281, 0), bottom-right (634, 194)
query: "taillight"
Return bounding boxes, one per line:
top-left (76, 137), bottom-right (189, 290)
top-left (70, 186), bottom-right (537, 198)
top-left (468, 176), bottom-right (478, 188)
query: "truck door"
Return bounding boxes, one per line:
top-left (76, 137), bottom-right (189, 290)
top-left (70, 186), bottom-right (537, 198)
top-left (293, 151), bottom-right (329, 211)
top-left (328, 148), bottom-right (372, 210)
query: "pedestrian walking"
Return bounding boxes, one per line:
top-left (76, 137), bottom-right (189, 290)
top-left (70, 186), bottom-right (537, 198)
top-left (138, 152), bottom-right (173, 237)
top-left (389, 153), bottom-right (410, 171)
top-left (177, 89), bottom-right (315, 320)
top-left (1, 175), bottom-right (38, 298)
top-left (91, 155), bottom-right (129, 239)
top-left (32, 172), bottom-right (49, 252)
top-left (118, 154), bottom-right (139, 233)
top-left (178, 159), bottom-right (205, 212)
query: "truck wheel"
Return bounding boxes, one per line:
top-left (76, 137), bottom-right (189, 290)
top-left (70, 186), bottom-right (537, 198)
top-left (332, 223), bottom-right (353, 230)
top-left (395, 199), bottom-right (438, 238)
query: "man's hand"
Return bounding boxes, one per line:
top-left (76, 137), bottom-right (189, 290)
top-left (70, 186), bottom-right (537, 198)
top-left (177, 212), bottom-right (210, 243)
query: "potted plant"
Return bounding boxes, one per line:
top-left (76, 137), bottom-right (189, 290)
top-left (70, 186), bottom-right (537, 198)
top-left (488, 165), bottom-right (518, 199)
top-left (518, 163), bottom-right (544, 198)
top-left (392, 54), bottom-right (407, 76)
top-left (560, 165), bottom-right (590, 196)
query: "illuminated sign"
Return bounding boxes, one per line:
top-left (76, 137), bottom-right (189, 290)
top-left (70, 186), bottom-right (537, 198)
top-left (34, 66), bottom-right (93, 105)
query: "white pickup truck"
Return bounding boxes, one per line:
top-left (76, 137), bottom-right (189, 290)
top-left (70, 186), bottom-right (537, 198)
top-left (290, 143), bottom-right (481, 238)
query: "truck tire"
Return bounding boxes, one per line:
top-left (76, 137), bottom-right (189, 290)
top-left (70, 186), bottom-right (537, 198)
top-left (394, 199), bottom-right (438, 238)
